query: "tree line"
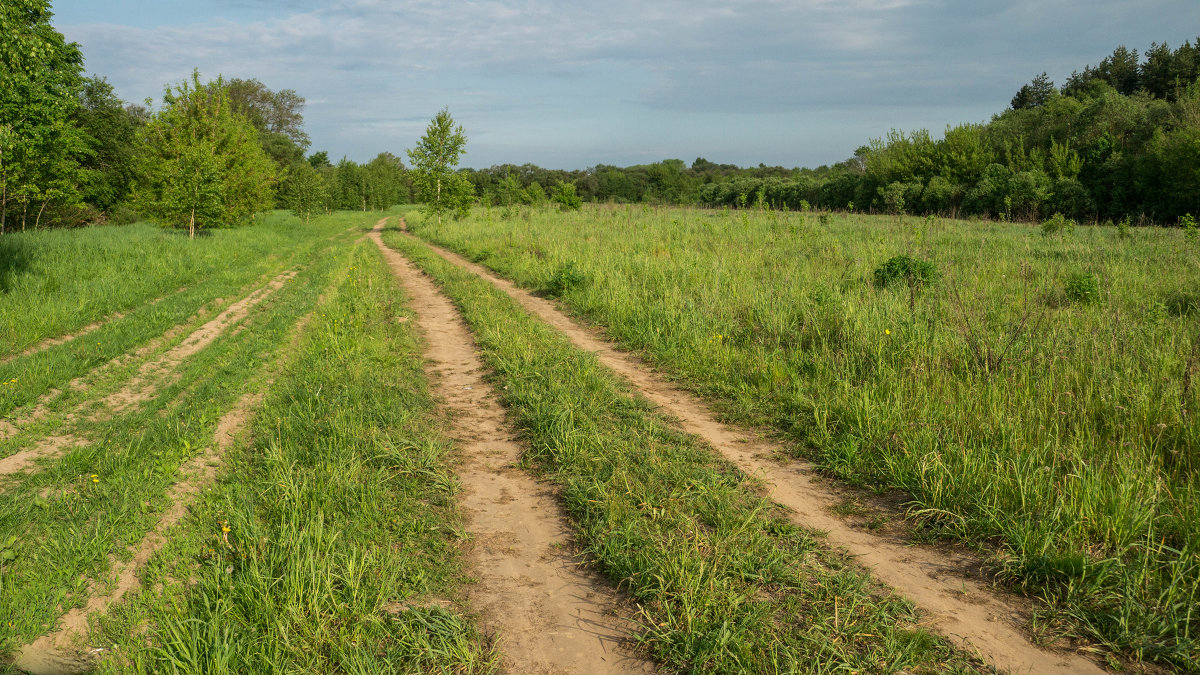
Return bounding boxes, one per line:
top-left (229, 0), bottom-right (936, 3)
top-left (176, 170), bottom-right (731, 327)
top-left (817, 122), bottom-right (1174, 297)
top-left (1, 1), bottom-right (411, 235)
top-left (459, 40), bottom-right (1199, 225)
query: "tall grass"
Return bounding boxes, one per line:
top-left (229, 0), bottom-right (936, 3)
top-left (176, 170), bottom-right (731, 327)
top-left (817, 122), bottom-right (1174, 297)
top-left (86, 240), bottom-right (494, 673)
top-left (414, 204), bottom-right (1200, 668)
top-left (384, 229), bottom-right (981, 673)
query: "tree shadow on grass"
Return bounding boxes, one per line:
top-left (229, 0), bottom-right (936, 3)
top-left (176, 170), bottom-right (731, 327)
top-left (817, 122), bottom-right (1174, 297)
top-left (0, 235), bottom-right (33, 294)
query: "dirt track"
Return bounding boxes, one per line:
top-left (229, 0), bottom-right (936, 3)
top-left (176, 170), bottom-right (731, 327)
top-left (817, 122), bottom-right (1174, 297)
top-left (370, 219), bottom-right (653, 674)
top-left (401, 228), bottom-right (1106, 675)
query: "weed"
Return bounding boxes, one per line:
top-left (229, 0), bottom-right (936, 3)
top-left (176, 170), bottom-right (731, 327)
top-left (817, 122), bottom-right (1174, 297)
top-left (1063, 271), bottom-right (1101, 305)
top-left (544, 261), bottom-right (586, 297)
top-left (873, 254), bottom-right (938, 289)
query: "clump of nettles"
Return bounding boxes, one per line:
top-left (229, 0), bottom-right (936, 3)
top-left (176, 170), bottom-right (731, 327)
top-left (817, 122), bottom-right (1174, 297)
top-left (873, 254), bottom-right (938, 289)
top-left (545, 261), bottom-right (587, 296)
top-left (1117, 216), bottom-right (1132, 240)
top-left (1063, 271), bottom-right (1101, 305)
top-left (1041, 212), bottom-right (1076, 237)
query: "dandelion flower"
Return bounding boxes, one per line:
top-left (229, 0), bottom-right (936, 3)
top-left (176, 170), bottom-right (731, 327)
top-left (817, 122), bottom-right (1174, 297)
top-left (885, 329), bottom-right (891, 335)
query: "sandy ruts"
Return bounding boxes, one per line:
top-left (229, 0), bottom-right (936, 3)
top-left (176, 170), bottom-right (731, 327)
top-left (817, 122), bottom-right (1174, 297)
top-left (370, 219), bottom-right (653, 675)
top-left (401, 227), bottom-right (1106, 675)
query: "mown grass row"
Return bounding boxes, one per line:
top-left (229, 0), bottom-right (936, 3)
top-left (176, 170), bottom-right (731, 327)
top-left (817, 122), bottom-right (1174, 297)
top-left (383, 228), bottom-right (982, 674)
top-left (414, 204), bottom-right (1199, 668)
top-left (84, 239), bottom-right (494, 673)
top-left (0, 218), bottom-right (363, 661)
top-left (0, 213), bottom-right (349, 421)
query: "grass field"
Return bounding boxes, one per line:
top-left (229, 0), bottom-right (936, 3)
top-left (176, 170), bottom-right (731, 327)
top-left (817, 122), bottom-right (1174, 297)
top-left (411, 203), bottom-right (1200, 669)
top-left (383, 227), bottom-right (981, 673)
top-left (0, 213), bottom-right (493, 673)
top-left (3, 205), bottom-right (1195, 673)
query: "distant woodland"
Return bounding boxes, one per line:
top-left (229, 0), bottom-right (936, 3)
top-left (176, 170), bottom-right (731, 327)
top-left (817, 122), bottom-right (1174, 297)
top-left (2, 0), bottom-right (1196, 231)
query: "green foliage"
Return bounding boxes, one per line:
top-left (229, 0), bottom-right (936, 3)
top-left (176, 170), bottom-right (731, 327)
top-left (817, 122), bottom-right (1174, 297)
top-left (550, 181), bottom-right (582, 211)
top-left (74, 76), bottom-right (141, 214)
top-left (544, 260), bottom-right (586, 296)
top-left (1117, 216), bottom-right (1132, 239)
top-left (1041, 212), bottom-right (1076, 237)
top-left (1183, 213), bottom-right (1198, 243)
top-left (407, 107), bottom-right (473, 225)
top-left (0, 0), bottom-right (87, 233)
top-left (1063, 271), bottom-right (1101, 304)
top-left (873, 254), bottom-right (938, 289)
top-left (134, 71), bottom-right (275, 238)
top-left (281, 162), bottom-right (328, 223)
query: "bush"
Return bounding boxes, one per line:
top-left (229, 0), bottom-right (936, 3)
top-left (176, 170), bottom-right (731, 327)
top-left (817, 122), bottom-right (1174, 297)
top-left (1041, 212), bottom-right (1076, 237)
top-left (873, 255), bottom-right (938, 289)
top-left (551, 182), bottom-right (582, 211)
top-left (1063, 271), bottom-right (1101, 304)
top-left (545, 261), bottom-right (586, 296)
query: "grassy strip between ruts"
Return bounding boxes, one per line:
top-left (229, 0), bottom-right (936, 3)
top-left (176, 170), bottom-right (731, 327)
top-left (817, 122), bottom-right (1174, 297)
top-left (0, 213), bottom-right (351, 422)
top-left (383, 229), bottom-right (983, 674)
top-left (0, 217), bottom-right (361, 661)
top-left (83, 239), bottom-right (495, 673)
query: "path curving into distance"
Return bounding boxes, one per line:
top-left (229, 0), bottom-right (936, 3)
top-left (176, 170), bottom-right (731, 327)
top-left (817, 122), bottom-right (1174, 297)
top-left (369, 219), bottom-right (653, 675)
top-left (398, 226), bottom-right (1106, 675)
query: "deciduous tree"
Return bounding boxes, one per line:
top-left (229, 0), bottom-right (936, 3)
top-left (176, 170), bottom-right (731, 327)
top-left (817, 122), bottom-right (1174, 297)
top-left (0, 0), bottom-right (86, 233)
top-left (134, 71), bottom-right (275, 238)
top-left (407, 108), bottom-right (473, 225)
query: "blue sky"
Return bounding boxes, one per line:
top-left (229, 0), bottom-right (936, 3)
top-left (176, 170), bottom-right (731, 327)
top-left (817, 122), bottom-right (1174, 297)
top-left (53, 0), bottom-right (1200, 169)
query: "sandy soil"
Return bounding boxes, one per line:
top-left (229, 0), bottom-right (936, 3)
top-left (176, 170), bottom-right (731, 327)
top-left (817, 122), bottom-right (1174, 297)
top-left (370, 219), bottom-right (654, 675)
top-left (409, 230), bottom-right (1106, 675)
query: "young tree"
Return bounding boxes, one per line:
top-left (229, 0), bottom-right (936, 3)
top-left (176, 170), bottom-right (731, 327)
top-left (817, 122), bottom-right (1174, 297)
top-left (407, 107), bottom-right (473, 225)
top-left (134, 71), bottom-right (275, 238)
top-left (281, 162), bottom-right (327, 223)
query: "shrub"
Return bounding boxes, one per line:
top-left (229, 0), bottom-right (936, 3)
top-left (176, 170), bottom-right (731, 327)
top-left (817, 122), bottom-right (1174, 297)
top-left (545, 261), bottom-right (586, 296)
top-left (1041, 212), bottom-right (1076, 237)
top-left (873, 255), bottom-right (938, 289)
top-left (1117, 216), bottom-right (1131, 240)
top-left (551, 182), bottom-right (582, 211)
top-left (1063, 271), bottom-right (1100, 305)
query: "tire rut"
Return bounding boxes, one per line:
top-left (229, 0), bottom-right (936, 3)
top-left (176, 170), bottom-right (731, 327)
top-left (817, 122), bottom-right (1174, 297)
top-left (0, 286), bottom-right (189, 367)
top-left (369, 219), bottom-right (653, 675)
top-left (12, 304), bottom-right (318, 675)
top-left (12, 390), bottom-right (264, 675)
top-left (402, 228), bottom-right (1106, 675)
top-left (0, 270), bottom-right (295, 482)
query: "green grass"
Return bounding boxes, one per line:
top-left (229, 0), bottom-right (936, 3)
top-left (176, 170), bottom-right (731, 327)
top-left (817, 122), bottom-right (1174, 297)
top-left (0, 212), bottom-right (347, 420)
top-left (411, 204), bottom-right (1200, 669)
top-left (0, 212), bottom-right (491, 673)
top-left (81, 238), bottom-right (494, 673)
top-left (383, 227), bottom-right (981, 674)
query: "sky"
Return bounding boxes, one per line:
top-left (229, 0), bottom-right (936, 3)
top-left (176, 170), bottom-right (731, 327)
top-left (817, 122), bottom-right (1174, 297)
top-left (53, 0), bottom-right (1200, 170)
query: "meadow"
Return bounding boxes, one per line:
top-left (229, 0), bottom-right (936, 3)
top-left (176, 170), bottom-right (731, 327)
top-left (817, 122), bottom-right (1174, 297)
top-left (412, 203), bottom-right (1200, 668)
top-left (0, 212), bottom-right (493, 673)
top-left (2, 204), bottom-right (1195, 674)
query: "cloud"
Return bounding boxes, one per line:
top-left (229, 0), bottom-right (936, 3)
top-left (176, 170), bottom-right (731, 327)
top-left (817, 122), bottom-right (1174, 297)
top-left (58, 0), bottom-right (1200, 168)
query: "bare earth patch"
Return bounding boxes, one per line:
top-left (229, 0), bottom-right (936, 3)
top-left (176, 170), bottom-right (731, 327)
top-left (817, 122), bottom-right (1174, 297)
top-left (370, 219), bottom-right (654, 675)
top-left (409, 229), bottom-right (1106, 675)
